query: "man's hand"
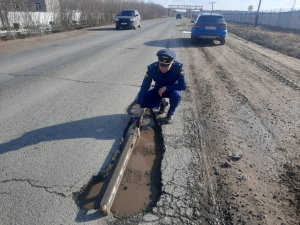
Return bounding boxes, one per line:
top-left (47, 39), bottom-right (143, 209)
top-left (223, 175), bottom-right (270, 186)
top-left (133, 104), bottom-right (141, 115)
top-left (158, 86), bottom-right (166, 96)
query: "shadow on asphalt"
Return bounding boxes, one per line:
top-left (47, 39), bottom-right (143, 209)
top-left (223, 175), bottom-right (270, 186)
top-left (75, 209), bottom-right (106, 223)
top-left (86, 27), bottom-right (116, 31)
top-left (0, 114), bottom-right (132, 221)
top-left (0, 114), bottom-right (128, 155)
top-left (144, 38), bottom-right (221, 48)
top-left (0, 114), bottom-right (131, 185)
top-left (87, 27), bottom-right (136, 31)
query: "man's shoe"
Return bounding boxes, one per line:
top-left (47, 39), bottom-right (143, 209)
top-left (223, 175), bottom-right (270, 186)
top-left (159, 98), bottom-right (169, 114)
top-left (166, 115), bottom-right (173, 123)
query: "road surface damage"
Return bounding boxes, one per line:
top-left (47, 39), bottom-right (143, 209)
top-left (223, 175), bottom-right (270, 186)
top-left (1, 21), bottom-right (300, 224)
top-left (73, 106), bottom-right (164, 217)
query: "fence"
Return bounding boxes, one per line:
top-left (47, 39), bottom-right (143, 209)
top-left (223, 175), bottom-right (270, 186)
top-left (0, 11), bottom-right (81, 30)
top-left (221, 8), bottom-right (300, 30)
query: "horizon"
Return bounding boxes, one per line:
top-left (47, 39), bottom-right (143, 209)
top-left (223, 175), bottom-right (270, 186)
top-left (146, 0), bottom-right (300, 11)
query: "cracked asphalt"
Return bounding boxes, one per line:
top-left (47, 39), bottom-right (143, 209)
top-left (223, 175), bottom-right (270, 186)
top-left (0, 18), bottom-right (192, 225)
top-left (1, 18), bottom-right (300, 225)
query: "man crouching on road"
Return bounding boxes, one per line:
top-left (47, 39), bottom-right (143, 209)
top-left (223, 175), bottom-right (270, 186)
top-left (133, 49), bottom-right (187, 123)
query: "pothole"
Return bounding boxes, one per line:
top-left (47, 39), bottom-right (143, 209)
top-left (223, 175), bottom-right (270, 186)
top-left (73, 110), bottom-right (164, 216)
top-left (111, 127), bottom-right (159, 215)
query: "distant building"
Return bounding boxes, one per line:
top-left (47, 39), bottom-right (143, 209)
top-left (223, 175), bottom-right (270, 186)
top-left (248, 5), bottom-right (253, 13)
top-left (0, 0), bottom-right (60, 12)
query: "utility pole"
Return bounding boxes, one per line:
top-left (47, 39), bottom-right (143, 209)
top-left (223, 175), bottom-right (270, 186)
top-left (254, 0), bottom-right (262, 26)
top-left (292, 0), bottom-right (297, 10)
top-left (209, 2), bottom-right (216, 14)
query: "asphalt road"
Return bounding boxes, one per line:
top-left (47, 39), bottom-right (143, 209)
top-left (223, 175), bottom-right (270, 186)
top-left (0, 18), bottom-right (187, 224)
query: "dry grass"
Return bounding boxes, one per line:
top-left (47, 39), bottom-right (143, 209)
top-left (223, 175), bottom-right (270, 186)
top-left (228, 23), bottom-right (300, 59)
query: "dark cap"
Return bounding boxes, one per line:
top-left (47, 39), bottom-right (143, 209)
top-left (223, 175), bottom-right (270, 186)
top-left (156, 49), bottom-right (176, 67)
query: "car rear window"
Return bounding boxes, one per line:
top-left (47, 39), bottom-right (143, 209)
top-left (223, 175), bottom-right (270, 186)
top-left (120, 11), bottom-right (135, 16)
top-left (197, 16), bottom-right (225, 23)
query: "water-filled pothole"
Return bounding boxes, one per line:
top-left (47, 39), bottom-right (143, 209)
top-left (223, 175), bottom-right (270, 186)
top-left (74, 112), bottom-right (163, 216)
top-left (111, 127), bottom-right (157, 215)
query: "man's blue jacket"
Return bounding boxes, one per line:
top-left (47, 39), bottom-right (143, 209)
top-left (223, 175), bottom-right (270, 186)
top-left (136, 60), bottom-right (187, 106)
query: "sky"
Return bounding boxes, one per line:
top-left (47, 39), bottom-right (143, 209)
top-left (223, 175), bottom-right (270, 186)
top-left (146, 0), bottom-right (300, 11)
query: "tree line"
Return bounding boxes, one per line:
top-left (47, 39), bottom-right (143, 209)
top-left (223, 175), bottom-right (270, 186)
top-left (0, 0), bottom-right (167, 33)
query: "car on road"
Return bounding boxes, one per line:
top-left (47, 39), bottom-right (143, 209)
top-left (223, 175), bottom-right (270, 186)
top-left (190, 13), bottom-right (227, 45)
top-left (176, 14), bottom-right (181, 19)
top-left (115, 9), bottom-right (141, 30)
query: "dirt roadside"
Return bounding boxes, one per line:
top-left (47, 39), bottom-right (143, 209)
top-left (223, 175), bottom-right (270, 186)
top-left (228, 23), bottom-right (300, 60)
top-left (1, 21), bottom-right (300, 224)
top-left (179, 20), bottom-right (300, 224)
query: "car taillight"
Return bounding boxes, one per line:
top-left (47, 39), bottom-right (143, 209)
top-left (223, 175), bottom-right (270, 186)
top-left (194, 24), bottom-right (204, 27)
top-left (219, 24), bottom-right (227, 28)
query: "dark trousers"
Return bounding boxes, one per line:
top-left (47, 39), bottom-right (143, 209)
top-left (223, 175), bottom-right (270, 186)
top-left (140, 87), bottom-right (182, 116)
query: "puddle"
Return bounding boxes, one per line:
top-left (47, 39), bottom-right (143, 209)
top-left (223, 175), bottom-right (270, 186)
top-left (75, 158), bottom-right (118, 210)
top-left (82, 182), bottom-right (104, 209)
top-left (74, 113), bottom-right (163, 216)
top-left (110, 128), bottom-right (155, 215)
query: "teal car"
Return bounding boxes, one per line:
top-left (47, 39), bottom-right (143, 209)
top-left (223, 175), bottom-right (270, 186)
top-left (191, 13), bottom-right (227, 45)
